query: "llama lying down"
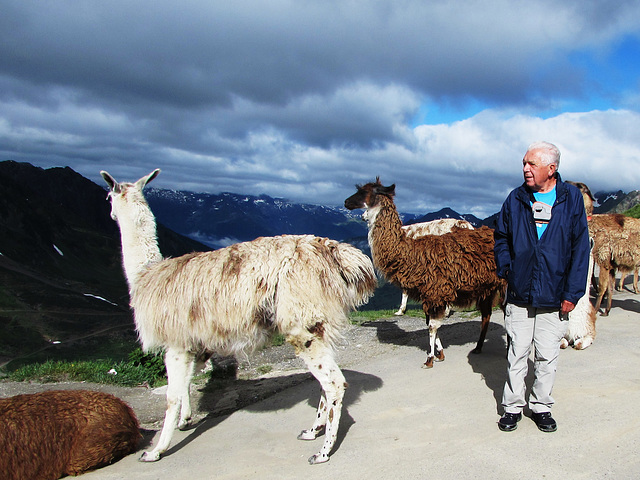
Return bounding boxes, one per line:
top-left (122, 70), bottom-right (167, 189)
top-left (0, 390), bottom-right (140, 480)
top-left (101, 169), bottom-right (376, 464)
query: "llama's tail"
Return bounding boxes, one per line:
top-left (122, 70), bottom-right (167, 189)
top-left (329, 240), bottom-right (377, 308)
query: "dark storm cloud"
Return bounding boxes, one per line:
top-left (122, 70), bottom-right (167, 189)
top-left (1, 0), bottom-right (639, 217)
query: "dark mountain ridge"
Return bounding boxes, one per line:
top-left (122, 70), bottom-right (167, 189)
top-left (0, 161), bottom-right (209, 367)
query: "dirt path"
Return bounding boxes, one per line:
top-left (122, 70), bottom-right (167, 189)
top-left (3, 297), bottom-right (640, 480)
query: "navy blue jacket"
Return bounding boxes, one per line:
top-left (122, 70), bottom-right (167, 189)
top-left (494, 174), bottom-right (590, 308)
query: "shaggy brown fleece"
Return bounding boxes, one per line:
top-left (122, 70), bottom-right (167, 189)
top-left (345, 179), bottom-right (506, 358)
top-left (589, 214), bottom-right (640, 315)
top-left (0, 390), bottom-right (140, 480)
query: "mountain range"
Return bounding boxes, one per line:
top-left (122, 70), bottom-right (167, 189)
top-left (0, 161), bottom-right (208, 367)
top-left (144, 189), bottom-right (485, 249)
top-left (0, 160), bottom-right (636, 368)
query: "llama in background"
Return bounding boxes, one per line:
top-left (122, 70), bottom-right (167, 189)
top-left (393, 218), bottom-right (474, 316)
top-left (0, 390), bottom-right (140, 480)
top-left (102, 169), bottom-right (376, 464)
top-left (561, 181), bottom-right (597, 349)
top-left (589, 213), bottom-right (640, 315)
top-left (345, 178), bottom-right (505, 367)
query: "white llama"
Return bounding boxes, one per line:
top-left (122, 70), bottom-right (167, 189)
top-left (101, 169), bottom-right (376, 464)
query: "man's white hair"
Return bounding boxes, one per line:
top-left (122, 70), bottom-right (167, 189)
top-left (527, 141), bottom-right (561, 168)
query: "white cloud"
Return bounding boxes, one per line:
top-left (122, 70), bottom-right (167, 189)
top-left (1, 1), bottom-right (639, 220)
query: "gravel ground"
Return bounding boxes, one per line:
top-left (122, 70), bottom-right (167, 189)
top-left (0, 311), bottom-right (495, 430)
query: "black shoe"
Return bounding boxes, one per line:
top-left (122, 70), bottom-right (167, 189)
top-left (532, 412), bottom-right (557, 432)
top-left (498, 412), bottom-right (522, 432)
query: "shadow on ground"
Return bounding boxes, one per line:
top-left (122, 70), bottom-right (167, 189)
top-left (151, 368), bottom-right (384, 460)
top-left (361, 315), bottom-right (506, 352)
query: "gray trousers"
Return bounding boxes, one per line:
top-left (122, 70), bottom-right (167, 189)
top-left (502, 303), bottom-right (569, 415)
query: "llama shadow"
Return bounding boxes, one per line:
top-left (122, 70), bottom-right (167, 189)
top-left (138, 428), bottom-right (160, 451)
top-left (162, 369), bottom-right (382, 459)
top-left (362, 316), bottom-right (506, 353)
top-left (599, 297), bottom-right (640, 315)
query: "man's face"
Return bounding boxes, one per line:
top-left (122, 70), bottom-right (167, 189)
top-left (523, 149), bottom-right (556, 192)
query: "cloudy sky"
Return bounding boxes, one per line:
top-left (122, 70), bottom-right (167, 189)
top-left (1, 0), bottom-right (640, 218)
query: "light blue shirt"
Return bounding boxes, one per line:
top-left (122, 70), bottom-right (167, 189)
top-left (532, 187), bottom-right (556, 238)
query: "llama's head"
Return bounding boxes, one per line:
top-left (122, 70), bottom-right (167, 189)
top-left (101, 169), bottom-right (160, 221)
top-left (344, 177), bottom-right (395, 212)
top-left (566, 180), bottom-right (595, 218)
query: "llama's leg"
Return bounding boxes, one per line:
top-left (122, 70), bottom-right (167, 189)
top-left (394, 291), bottom-right (409, 316)
top-left (423, 315), bottom-right (443, 368)
top-left (594, 268), bottom-right (608, 315)
top-left (422, 312), bottom-right (434, 368)
top-left (471, 313), bottom-right (491, 354)
top-left (472, 299), bottom-right (494, 354)
top-left (434, 335), bottom-right (445, 361)
top-left (297, 393), bottom-right (328, 441)
top-left (604, 268), bottom-right (615, 316)
top-left (177, 354), bottom-right (196, 430)
top-left (296, 338), bottom-right (346, 465)
top-left (140, 348), bottom-right (194, 462)
top-left (634, 268), bottom-right (639, 294)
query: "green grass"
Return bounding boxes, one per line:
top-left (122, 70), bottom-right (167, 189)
top-left (5, 307), bottom-right (474, 386)
top-left (4, 348), bottom-right (167, 387)
top-left (270, 331), bottom-right (286, 347)
top-left (349, 309), bottom-right (400, 325)
top-left (624, 205), bottom-right (640, 218)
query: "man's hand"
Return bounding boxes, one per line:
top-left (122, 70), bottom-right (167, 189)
top-left (561, 300), bottom-right (575, 315)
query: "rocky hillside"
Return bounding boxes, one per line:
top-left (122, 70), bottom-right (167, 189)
top-left (0, 161), bottom-right (209, 367)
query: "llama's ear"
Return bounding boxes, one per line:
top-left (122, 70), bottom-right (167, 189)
top-left (378, 183), bottom-right (395, 196)
top-left (100, 171), bottom-right (118, 192)
top-left (137, 169), bottom-right (161, 189)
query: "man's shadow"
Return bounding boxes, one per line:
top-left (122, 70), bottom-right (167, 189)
top-left (467, 331), bottom-right (537, 416)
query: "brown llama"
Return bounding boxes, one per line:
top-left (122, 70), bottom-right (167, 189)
top-left (589, 213), bottom-right (640, 315)
top-left (101, 169), bottom-right (376, 464)
top-left (0, 390), bottom-right (140, 480)
top-left (345, 178), bottom-right (506, 367)
top-left (392, 218), bottom-right (474, 316)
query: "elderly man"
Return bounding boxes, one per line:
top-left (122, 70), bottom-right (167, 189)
top-left (494, 141), bottom-right (590, 432)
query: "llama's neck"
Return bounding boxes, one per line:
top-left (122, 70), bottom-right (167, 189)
top-left (116, 202), bottom-right (162, 290)
top-left (367, 196), bottom-right (406, 271)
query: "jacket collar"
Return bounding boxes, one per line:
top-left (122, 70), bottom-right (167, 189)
top-left (516, 173), bottom-right (568, 205)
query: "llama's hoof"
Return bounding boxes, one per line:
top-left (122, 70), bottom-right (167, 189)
top-left (308, 453), bottom-right (329, 465)
top-left (393, 310), bottom-right (404, 316)
top-left (560, 338), bottom-right (569, 349)
top-left (435, 350), bottom-right (445, 362)
top-left (178, 418), bottom-right (192, 430)
top-left (298, 429), bottom-right (319, 441)
top-left (470, 346), bottom-right (482, 354)
top-left (422, 358), bottom-right (434, 369)
top-left (573, 338), bottom-right (592, 350)
top-left (139, 451), bottom-right (161, 462)
top-left (600, 312), bottom-right (609, 317)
